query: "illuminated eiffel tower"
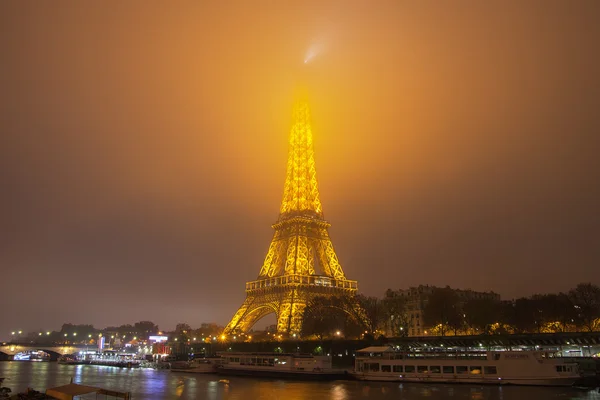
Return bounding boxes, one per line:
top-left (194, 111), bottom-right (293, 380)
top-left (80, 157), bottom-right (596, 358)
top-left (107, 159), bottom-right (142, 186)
top-left (224, 98), bottom-right (359, 335)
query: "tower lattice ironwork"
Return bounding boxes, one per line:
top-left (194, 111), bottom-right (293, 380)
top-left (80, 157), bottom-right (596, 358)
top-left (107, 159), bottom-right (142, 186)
top-left (224, 99), bottom-right (360, 335)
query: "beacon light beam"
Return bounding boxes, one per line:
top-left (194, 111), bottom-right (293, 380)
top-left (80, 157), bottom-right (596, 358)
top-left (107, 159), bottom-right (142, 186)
top-left (304, 42), bottom-right (325, 64)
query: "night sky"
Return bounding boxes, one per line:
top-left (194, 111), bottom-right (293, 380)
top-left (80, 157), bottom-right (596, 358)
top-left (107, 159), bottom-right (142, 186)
top-left (1, 1), bottom-right (599, 338)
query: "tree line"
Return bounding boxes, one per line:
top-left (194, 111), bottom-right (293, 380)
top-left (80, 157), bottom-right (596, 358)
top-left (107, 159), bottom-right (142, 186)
top-left (12, 321), bottom-right (224, 345)
top-left (301, 282), bottom-right (600, 339)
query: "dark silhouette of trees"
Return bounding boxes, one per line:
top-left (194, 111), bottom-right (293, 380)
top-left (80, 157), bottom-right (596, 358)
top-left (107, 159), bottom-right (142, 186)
top-left (383, 289), bottom-right (410, 337)
top-left (463, 297), bottom-right (500, 334)
top-left (175, 323), bottom-right (192, 334)
top-left (569, 283), bottom-right (600, 332)
top-left (423, 287), bottom-right (462, 336)
top-left (356, 295), bottom-right (386, 335)
top-left (301, 296), bottom-right (351, 340)
top-left (134, 321), bottom-right (159, 336)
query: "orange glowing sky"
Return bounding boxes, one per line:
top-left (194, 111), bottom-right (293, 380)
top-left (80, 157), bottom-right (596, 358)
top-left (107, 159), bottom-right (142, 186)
top-left (1, 1), bottom-right (599, 334)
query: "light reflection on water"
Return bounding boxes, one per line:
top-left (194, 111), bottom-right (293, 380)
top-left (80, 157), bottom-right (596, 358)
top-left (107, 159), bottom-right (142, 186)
top-left (0, 362), bottom-right (599, 399)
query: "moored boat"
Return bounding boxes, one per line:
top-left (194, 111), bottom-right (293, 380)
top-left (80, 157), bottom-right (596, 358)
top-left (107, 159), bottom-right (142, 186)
top-left (171, 358), bottom-right (221, 374)
top-left (216, 352), bottom-right (347, 380)
top-left (352, 346), bottom-right (581, 386)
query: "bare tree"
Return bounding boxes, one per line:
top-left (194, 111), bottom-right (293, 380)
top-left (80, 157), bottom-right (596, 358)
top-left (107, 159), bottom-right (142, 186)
top-left (569, 283), bottom-right (600, 332)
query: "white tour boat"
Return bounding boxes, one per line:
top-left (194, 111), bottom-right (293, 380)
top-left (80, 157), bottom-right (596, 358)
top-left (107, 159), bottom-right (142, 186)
top-left (352, 346), bottom-right (581, 386)
top-left (216, 352), bottom-right (347, 380)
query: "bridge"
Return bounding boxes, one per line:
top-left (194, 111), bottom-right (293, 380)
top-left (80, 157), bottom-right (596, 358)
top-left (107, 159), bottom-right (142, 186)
top-left (0, 343), bottom-right (94, 360)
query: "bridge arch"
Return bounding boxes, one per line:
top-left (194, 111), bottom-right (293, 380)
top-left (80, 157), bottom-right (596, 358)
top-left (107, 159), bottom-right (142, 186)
top-left (35, 349), bottom-right (63, 361)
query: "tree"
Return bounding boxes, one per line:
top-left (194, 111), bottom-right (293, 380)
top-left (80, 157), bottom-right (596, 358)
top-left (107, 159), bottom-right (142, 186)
top-left (301, 296), bottom-right (347, 340)
top-left (569, 283), bottom-right (600, 332)
top-left (423, 287), bottom-right (462, 336)
top-left (175, 323), bottom-right (192, 341)
top-left (500, 298), bottom-right (538, 333)
top-left (382, 289), bottom-right (410, 337)
top-left (463, 298), bottom-right (500, 334)
top-left (531, 294), bottom-right (574, 333)
top-left (175, 323), bottom-right (192, 334)
top-left (133, 321), bottom-right (159, 337)
top-left (356, 295), bottom-right (386, 336)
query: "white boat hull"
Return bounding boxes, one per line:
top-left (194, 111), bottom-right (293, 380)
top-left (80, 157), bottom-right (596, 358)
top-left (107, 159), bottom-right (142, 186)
top-left (351, 372), bottom-right (579, 386)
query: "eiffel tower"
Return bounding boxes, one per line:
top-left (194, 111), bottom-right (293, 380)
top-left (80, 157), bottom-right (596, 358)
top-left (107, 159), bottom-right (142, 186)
top-left (224, 98), bottom-right (359, 335)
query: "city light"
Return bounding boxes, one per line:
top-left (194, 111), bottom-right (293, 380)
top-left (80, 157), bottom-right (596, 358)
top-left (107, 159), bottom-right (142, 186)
top-left (46, 332), bottom-right (50, 335)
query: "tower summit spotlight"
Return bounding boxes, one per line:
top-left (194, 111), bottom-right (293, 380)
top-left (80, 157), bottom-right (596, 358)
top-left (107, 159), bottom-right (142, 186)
top-left (224, 94), bottom-right (361, 335)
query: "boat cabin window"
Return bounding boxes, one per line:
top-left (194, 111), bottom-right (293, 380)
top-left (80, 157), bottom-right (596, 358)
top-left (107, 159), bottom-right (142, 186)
top-left (556, 366), bottom-right (572, 373)
top-left (430, 366), bottom-right (441, 373)
top-left (456, 366), bottom-right (468, 374)
top-left (366, 363), bottom-right (380, 372)
top-left (443, 366), bottom-right (454, 374)
top-left (417, 366), bottom-right (428, 373)
top-left (470, 366), bottom-right (482, 375)
top-left (484, 366), bottom-right (497, 375)
top-left (381, 365), bottom-right (391, 372)
top-left (404, 365), bottom-right (415, 373)
top-left (393, 365), bottom-right (403, 373)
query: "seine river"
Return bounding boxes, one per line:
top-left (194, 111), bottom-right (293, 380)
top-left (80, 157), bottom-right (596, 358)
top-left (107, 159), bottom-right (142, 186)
top-left (1, 362), bottom-right (599, 400)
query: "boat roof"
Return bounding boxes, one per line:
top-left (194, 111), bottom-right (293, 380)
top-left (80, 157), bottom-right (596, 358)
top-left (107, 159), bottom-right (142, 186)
top-left (218, 351), bottom-right (320, 357)
top-left (357, 346), bottom-right (395, 353)
top-left (46, 383), bottom-right (130, 400)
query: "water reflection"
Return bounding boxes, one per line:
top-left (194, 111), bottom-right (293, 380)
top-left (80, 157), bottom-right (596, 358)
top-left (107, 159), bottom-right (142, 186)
top-left (469, 387), bottom-right (484, 400)
top-left (0, 363), bottom-right (598, 400)
top-left (330, 383), bottom-right (348, 400)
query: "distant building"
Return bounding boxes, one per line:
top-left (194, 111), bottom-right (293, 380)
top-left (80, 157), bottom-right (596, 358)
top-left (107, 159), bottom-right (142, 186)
top-left (386, 285), bottom-right (500, 337)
